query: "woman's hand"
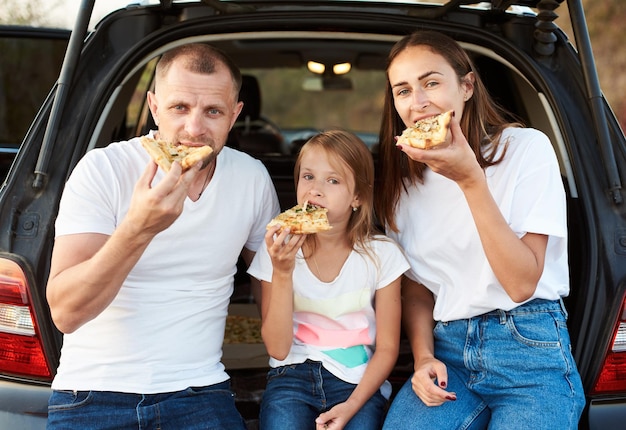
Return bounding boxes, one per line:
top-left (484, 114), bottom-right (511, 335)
top-left (411, 356), bottom-right (457, 407)
top-left (396, 116), bottom-right (484, 188)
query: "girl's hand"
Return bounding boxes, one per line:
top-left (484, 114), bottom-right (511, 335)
top-left (315, 401), bottom-right (356, 430)
top-left (396, 116), bottom-right (484, 188)
top-left (264, 225), bottom-right (306, 275)
top-left (411, 357), bottom-right (457, 407)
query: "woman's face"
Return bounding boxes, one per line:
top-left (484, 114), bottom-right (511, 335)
top-left (388, 45), bottom-right (473, 129)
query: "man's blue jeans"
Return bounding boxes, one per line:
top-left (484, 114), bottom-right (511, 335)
top-left (383, 299), bottom-right (585, 430)
top-left (46, 380), bottom-right (247, 429)
top-left (260, 359), bottom-right (388, 430)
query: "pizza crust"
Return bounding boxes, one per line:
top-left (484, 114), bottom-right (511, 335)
top-left (140, 136), bottom-right (214, 172)
top-left (397, 110), bottom-right (453, 149)
top-left (267, 201), bottom-right (332, 234)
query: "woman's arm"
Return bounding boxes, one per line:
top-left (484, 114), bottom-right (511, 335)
top-left (315, 276), bottom-right (401, 429)
top-left (402, 277), bottom-right (456, 406)
top-left (399, 119), bottom-right (547, 302)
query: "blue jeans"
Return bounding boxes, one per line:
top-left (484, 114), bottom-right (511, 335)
top-left (46, 380), bottom-right (247, 430)
top-left (260, 360), bottom-right (387, 430)
top-left (383, 299), bottom-right (585, 430)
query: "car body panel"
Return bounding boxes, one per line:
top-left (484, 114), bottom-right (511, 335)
top-left (0, 1), bottom-right (624, 428)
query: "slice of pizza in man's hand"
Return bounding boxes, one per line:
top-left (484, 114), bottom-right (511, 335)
top-left (140, 136), bottom-right (214, 172)
top-left (397, 110), bottom-right (453, 149)
top-left (266, 201), bottom-right (332, 234)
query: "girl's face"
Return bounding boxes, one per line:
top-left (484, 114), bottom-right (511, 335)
top-left (388, 45), bottom-right (473, 129)
top-left (297, 145), bottom-right (359, 226)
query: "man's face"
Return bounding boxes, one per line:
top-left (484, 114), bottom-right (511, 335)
top-left (147, 60), bottom-right (243, 154)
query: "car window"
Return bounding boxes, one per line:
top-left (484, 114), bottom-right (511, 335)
top-left (247, 67), bottom-right (386, 149)
top-left (0, 32), bottom-right (68, 148)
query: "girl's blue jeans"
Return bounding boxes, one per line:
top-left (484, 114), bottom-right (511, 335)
top-left (46, 380), bottom-right (246, 430)
top-left (383, 299), bottom-right (585, 430)
top-left (260, 359), bottom-right (387, 430)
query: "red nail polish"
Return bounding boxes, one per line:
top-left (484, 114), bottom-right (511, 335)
top-left (445, 395), bottom-right (457, 401)
top-left (440, 381), bottom-right (447, 388)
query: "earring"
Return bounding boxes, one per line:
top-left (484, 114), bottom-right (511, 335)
top-left (352, 206), bottom-right (358, 212)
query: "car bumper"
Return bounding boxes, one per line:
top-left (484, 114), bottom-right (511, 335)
top-left (587, 397), bottom-right (626, 429)
top-left (0, 379), bottom-right (50, 428)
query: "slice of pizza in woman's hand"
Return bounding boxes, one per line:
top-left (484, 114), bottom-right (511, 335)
top-left (397, 110), bottom-right (453, 149)
top-left (140, 136), bottom-right (214, 172)
top-left (266, 201), bottom-right (332, 234)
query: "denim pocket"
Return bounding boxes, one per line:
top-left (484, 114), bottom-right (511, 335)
top-left (48, 390), bottom-right (93, 411)
top-left (506, 311), bottom-right (562, 348)
top-left (266, 365), bottom-right (290, 382)
top-left (186, 385), bottom-right (234, 398)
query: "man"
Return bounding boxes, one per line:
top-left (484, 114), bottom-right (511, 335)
top-left (45, 43), bottom-right (279, 429)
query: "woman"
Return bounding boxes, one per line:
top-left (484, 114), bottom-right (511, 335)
top-left (375, 31), bottom-right (585, 429)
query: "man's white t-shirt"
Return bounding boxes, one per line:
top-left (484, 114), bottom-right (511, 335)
top-left (51, 134), bottom-right (280, 394)
top-left (388, 127), bottom-right (569, 322)
top-left (248, 236), bottom-right (409, 398)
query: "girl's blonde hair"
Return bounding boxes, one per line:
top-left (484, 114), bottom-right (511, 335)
top-left (294, 129), bottom-right (378, 253)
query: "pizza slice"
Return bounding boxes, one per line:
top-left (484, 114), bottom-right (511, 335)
top-left (397, 110), bottom-right (453, 149)
top-left (140, 136), bottom-right (214, 172)
top-left (266, 201), bottom-right (332, 234)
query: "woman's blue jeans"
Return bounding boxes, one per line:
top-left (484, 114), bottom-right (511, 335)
top-left (46, 380), bottom-right (247, 430)
top-left (260, 359), bottom-right (388, 430)
top-left (383, 299), bottom-right (585, 430)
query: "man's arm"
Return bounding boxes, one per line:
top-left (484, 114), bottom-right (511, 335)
top-left (46, 161), bottom-right (199, 333)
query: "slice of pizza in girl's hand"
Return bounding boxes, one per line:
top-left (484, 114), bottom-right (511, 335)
top-left (140, 136), bottom-right (214, 172)
top-left (266, 201), bottom-right (332, 234)
top-left (397, 110), bottom-right (453, 149)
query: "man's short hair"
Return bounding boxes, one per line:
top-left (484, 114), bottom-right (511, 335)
top-left (156, 43), bottom-right (242, 93)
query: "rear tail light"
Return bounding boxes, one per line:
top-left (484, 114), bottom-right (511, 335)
top-left (591, 296), bottom-right (626, 394)
top-left (0, 258), bottom-right (51, 379)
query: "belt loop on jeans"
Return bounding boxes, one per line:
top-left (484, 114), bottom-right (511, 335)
top-left (497, 309), bottom-right (507, 324)
top-left (558, 297), bottom-right (569, 319)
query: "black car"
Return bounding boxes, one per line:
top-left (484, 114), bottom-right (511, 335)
top-left (0, 1), bottom-right (625, 428)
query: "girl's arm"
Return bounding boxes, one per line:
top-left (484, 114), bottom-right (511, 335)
top-left (260, 227), bottom-right (306, 360)
top-left (402, 277), bottom-right (455, 406)
top-left (315, 276), bottom-right (401, 429)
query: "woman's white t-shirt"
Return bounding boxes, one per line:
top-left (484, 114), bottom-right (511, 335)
top-left (248, 236), bottom-right (409, 398)
top-left (388, 127), bottom-right (569, 322)
top-left (51, 134), bottom-right (280, 393)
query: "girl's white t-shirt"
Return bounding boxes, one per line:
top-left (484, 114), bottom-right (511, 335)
top-left (388, 127), bottom-right (569, 322)
top-left (51, 134), bottom-right (280, 393)
top-left (248, 236), bottom-right (409, 398)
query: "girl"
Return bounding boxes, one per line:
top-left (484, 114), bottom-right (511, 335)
top-left (375, 30), bottom-right (586, 429)
top-left (248, 130), bottom-right (409, 430)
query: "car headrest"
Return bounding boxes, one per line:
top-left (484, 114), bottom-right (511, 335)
top-left (237, 74), bottom-right (261, 121)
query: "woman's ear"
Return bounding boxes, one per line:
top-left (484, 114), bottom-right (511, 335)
top-left (462, 71), bottom-right (475, 101)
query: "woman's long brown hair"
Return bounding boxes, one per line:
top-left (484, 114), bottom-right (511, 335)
top-left (374, 31), bottom-right (519, 233)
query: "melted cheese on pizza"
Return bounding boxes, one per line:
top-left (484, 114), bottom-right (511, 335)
top-left (398, 110), bottom-right (452, 149)
top-left (267, 201), bottom-right (332, 234)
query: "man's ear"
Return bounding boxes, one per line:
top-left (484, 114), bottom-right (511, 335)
top-left (147, 91), bottom-right (159, 126)
top-left (230, 100), bottom-right (244, 129)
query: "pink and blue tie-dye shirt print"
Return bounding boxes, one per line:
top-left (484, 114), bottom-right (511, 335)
top-left (247, 235), bottom-right (409, 398)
